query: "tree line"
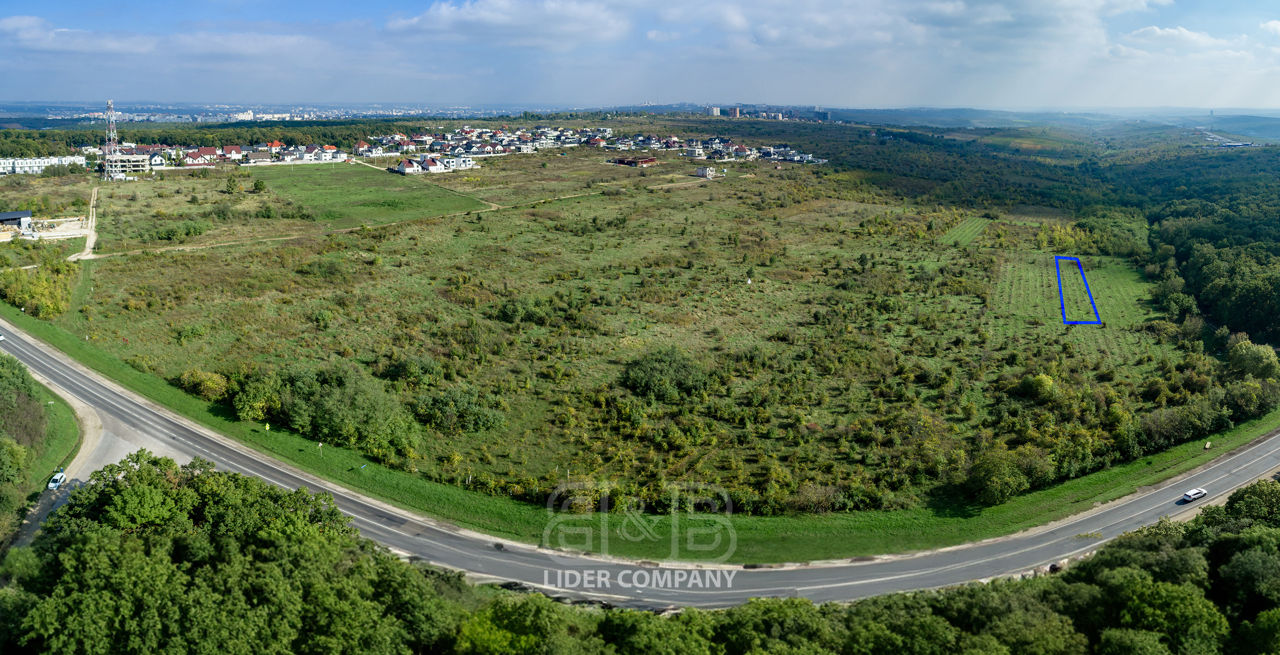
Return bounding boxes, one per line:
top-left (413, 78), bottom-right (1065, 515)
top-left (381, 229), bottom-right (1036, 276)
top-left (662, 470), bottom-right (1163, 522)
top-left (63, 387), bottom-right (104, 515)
top-left (8, 451), bottom-right (1280, 653)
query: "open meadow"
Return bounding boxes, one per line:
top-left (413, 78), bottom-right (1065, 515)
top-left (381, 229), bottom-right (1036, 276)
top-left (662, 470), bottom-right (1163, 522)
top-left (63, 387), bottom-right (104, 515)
top-left (249, 164), bottom-right (487, 227)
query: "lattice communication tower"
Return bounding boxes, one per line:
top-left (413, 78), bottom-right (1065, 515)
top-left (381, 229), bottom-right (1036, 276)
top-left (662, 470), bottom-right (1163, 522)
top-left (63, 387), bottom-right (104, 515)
top-left (102, 99), bottom-right (119, 180)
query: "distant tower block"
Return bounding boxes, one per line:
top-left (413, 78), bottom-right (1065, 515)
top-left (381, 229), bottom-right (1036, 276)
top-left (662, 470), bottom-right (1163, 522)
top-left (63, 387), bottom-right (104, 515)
top-left (103, 99), bottom-right (120, 180)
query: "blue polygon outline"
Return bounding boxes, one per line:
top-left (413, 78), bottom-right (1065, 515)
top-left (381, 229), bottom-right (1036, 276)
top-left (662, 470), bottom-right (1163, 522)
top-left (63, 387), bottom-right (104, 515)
top-left (1054, 256), bottom-right (1102, 325)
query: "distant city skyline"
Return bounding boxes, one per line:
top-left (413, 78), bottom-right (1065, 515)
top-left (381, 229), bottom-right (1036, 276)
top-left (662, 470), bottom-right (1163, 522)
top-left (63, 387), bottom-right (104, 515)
top-left (6, 1), bottom-right (1280, 108)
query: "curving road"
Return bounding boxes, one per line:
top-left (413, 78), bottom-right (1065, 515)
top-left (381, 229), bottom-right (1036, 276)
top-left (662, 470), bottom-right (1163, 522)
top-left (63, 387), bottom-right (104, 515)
top-left (4, 315), bottom-right (1280, 609)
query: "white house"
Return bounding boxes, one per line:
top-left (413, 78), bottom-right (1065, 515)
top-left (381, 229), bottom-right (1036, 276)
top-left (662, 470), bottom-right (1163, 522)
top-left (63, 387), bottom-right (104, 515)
top-left (441, 156), bottom-right (475, 171)
top-left (396, 159), bottom-right (423, 175)
top-left (419, 157), bottom-right (448, 173)
top-left (0, 155), bottom-right (87, 175)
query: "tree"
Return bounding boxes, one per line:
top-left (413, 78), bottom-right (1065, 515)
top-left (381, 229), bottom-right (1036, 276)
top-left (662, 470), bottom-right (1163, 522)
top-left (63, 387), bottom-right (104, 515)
top-left (1095, 629), bottom-right (1172, 655)
top-left (1238, 607), bottom-right (1280, 655)
top-left (620, 347), bottom-right (711, 403)
top-left (598, 610), bottom-right (718, 655)
top-left (715, 598), bottom-right (837, 654)
top-left (224, 177), bottom-right (240, 194)
top-left (968, 449), bottom-right (1030, 505)
top-left (983, 609), bottom-right (1086, 655)
top-left (0, 438), bottom-right (28, 487)
top-left (8, 452), bottom-right (453, 654)
top-left (252, 179), bottom-right (267, 193)
top-left (1229, 338), bottom-right (1280, 380)
top-left (1221, 480), bottom-right (1280, 527)
top-left (1094, 567), bottom-right (1229, 655)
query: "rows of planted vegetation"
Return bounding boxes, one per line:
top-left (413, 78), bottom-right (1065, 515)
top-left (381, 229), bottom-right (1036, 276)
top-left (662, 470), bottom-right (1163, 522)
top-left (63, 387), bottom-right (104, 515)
top-left (1, 117), bottom-right (1279, 517)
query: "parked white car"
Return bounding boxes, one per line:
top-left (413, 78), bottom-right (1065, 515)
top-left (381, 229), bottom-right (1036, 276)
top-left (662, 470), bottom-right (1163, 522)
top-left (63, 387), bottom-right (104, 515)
top-left (47, 471), bottom-right (66, 490)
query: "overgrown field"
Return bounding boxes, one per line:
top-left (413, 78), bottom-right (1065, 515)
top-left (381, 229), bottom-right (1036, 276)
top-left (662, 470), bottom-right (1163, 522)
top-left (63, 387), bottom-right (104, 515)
top-left (0, 174), bottom-right (91, 220)
top-left (91, 168), bottom-right (315, 254)
top-left (424, 148), bottom-right (718, 206)
top-left (33, 146), bottom-right (1232, 518)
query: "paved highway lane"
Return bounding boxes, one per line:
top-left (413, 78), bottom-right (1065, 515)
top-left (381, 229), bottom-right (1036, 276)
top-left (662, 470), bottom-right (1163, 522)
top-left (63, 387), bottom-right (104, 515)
top-left (4, 315), bottom-right (1280, 609)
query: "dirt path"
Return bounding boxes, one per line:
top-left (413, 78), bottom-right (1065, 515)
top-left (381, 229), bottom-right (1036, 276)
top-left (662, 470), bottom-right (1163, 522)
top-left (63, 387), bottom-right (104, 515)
top-left (647, 178), bottom-right (712, 190)
top-left (67, 186), bottom-right (98, 262)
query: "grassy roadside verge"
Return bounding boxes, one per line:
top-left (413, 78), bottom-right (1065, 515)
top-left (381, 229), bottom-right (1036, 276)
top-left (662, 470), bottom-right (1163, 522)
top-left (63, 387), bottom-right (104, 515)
top-left (1, 380), bottom-right (80, 548)
top-left (4, 292), bottom-right (1280, 563)
top-left (24, 384), bottom-right (80, 491)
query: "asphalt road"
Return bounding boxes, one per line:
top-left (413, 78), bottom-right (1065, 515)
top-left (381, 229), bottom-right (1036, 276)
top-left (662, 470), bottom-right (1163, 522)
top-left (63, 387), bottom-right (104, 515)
top-left (4, 316), bottom-right (1279, 609)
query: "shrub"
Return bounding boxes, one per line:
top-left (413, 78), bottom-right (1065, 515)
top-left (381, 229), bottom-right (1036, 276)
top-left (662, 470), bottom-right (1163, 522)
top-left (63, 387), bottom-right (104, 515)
top-left (1017, 373), bottom-right (1055, 401)
top-left (412, 384), bottom-right (504, 433)
top-left (620, 347), bottom-right (710, 403)
top-left (231, 362), bottom-right (420, 459)
top-left (177, 369), bottom-right (230, 402)
top-left (494, 297), bottom-right (548, 325)
top-left (150, 220), bottom-right (208, 242)
top-left (967, 448), bottom-right (1029, 505)
top-left (0, 259), bottom-right (76, 318)
top-left (373, 352), bottom-right (442, 390)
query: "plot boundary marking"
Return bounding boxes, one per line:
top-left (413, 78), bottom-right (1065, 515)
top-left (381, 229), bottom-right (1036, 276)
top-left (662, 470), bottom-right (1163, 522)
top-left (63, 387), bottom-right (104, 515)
top-left (1055, 255), bottom-right (1102, 325)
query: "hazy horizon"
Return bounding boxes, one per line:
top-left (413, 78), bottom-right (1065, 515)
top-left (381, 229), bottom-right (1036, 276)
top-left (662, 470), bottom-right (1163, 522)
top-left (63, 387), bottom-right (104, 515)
top-left (4, 101), bottom-right (1280, 118)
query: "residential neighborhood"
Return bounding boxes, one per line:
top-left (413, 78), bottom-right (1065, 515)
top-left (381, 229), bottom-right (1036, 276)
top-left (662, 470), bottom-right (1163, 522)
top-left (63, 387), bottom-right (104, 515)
top-left (378, 124), bottom-right (825, 175)
top-left (2, 123), bottom-right (823, 181)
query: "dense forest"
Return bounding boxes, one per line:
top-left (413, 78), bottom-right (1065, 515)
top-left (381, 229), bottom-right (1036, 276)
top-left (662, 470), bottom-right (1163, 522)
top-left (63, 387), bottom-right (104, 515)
top-left (8, 452), bottom-right (1280, 653)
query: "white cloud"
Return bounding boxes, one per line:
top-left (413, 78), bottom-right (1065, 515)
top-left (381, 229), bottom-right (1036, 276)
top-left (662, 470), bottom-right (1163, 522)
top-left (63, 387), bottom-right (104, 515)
top-left (1128, 25), bottom-right (1233, 49)
top-left (0, 15), bottom-right (159, 54)
top-left (10, 1), bottom-right (1280, 109)
top-left (388, 0), bottom-right (629, 50)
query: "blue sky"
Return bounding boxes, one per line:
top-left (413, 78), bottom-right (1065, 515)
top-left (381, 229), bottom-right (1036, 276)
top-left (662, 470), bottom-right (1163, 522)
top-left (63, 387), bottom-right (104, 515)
top-left (5, 0), bottom-right (1280, 108)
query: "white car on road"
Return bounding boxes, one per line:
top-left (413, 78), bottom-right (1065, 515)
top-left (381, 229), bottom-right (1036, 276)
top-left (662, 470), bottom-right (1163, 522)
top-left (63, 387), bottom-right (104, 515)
top-left (47, 471), bottom-right (66, 490)
top-left (1182, 488), bottom-right (1207, 502)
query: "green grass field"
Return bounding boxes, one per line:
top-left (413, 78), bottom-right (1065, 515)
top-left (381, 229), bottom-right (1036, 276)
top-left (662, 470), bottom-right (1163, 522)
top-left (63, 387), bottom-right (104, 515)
top-left (984, 253), bottom-right (1169, 398)
top-left (1055, 257), bottom-right (1101, 323)
top-left (939, 216), bottom-right (990, 246)
top-left (251, 164), bottom-right (487, 227)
